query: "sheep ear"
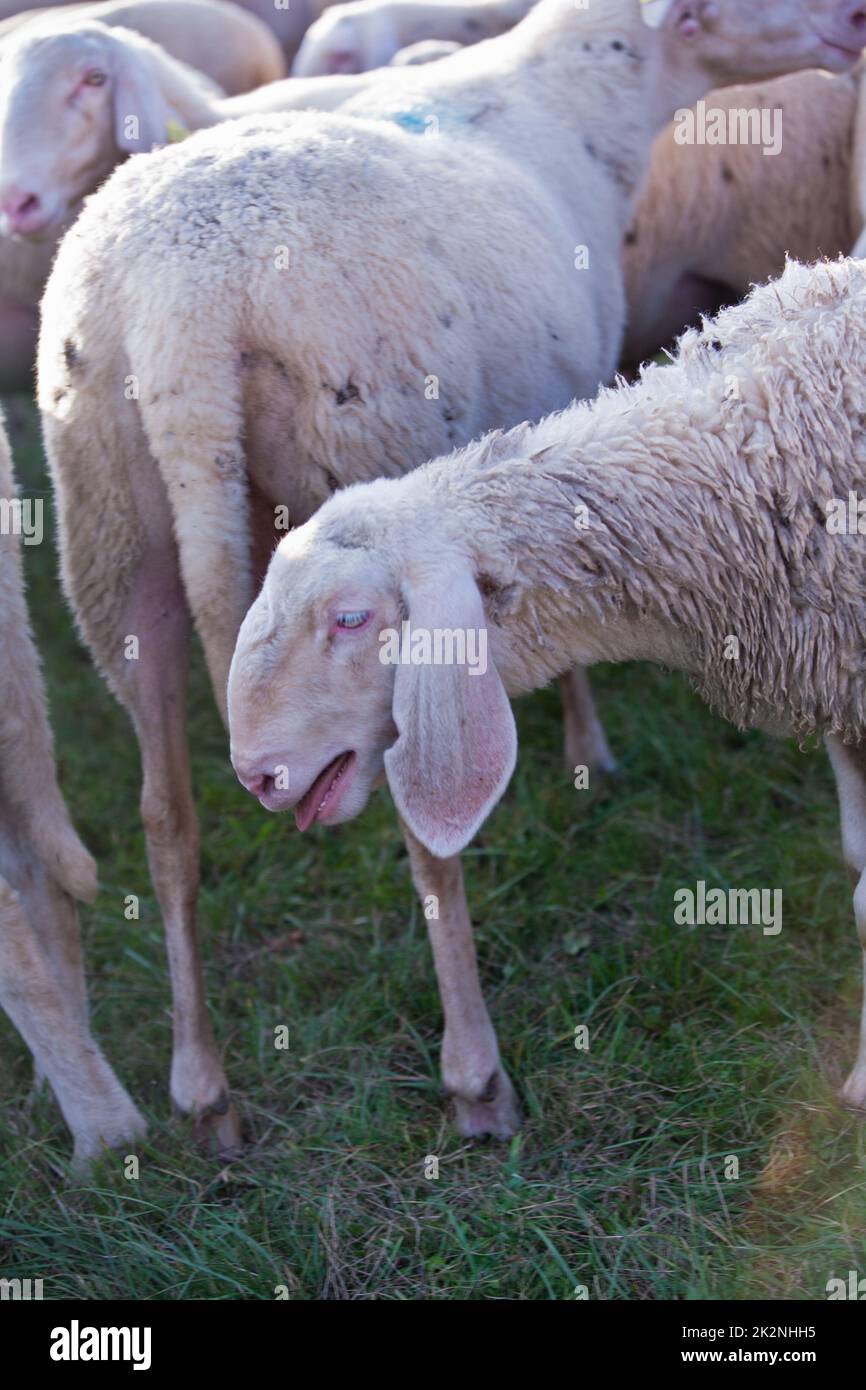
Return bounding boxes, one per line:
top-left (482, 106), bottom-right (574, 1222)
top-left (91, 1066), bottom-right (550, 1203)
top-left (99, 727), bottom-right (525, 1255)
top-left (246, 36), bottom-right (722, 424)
top-left (112, 44), bottom-right (170, 152)
top-left (640, 0), bottom-right (675, 27)
top-left (383, 567), bottom-right (517, 859)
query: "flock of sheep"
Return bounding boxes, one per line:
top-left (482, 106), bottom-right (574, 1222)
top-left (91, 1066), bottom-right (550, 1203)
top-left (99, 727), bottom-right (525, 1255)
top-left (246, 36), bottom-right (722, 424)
top-left (2, 0), bottom-right (866, 1169)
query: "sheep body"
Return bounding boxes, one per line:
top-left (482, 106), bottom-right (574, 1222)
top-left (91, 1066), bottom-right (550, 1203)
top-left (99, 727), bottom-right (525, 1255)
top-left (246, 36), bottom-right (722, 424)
top-left (360, 256), bottom-right (866, 743)
top-left (623, 67), bottom-right (861, 366)
top-left (228, 255), bottom-right (866, 1112)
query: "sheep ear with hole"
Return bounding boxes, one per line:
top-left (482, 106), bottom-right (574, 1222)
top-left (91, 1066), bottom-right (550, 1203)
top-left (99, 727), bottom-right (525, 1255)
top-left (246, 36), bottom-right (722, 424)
top-left (383, 567), bottom-right (517, 860)
top-left (112, 46), bottom-right (171, 153)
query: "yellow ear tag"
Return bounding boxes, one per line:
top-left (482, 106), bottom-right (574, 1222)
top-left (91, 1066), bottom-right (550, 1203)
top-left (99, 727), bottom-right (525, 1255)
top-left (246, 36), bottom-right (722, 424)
top-left (166, 119), bottom-right (189, 144)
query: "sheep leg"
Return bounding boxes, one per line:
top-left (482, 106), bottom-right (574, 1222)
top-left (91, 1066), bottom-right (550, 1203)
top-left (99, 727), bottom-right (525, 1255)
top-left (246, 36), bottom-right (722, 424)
top-left (559, 666), bottom-right (616, 775)
top-left (118, 554), bottom-right (241, 1156)
top-left (400, 822), bottom-right (521, 1138)
top-left (0, 298), bottom-right (37, 395)
top-left (826, 734), bottom-right (866, 1108)
top-left (0, 877), bottom-right (146, 1168)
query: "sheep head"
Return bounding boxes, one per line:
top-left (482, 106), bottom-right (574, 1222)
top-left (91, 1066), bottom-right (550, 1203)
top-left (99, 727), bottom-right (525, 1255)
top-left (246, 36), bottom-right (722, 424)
top-left (0, 22), bottom-right (181, 238)
top-left (227, 485), bottom-right (517, 860)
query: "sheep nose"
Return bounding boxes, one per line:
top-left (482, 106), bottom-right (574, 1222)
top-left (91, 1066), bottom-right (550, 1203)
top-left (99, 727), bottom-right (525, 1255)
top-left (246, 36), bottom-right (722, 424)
top-left (0, 186), bottom-right (45, 235)
top-left (845, 4), bottom-right (866, 38)
top-left (231, 758), bottom-right (272, 799)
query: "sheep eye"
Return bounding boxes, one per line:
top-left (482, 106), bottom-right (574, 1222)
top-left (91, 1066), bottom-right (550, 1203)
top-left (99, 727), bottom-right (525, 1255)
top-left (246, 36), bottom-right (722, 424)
top-left (335, 610), bottom-right (370, 630)
top-left (83, 71), bottom-right (107, 86)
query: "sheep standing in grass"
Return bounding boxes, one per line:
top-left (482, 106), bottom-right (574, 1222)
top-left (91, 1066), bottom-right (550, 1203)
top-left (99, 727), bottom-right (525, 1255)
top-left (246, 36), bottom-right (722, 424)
top-left (0, 412), bottom-right (145, 1166)
top-left (39, 0), bottom-right (866, 1143)
top-left (229, 256), bottom-right (866, 1119)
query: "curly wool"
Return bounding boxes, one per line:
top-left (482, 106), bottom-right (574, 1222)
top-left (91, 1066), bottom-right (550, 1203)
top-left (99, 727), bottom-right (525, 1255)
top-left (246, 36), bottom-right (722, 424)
top-left (323, 257), bottom-right (866, 741)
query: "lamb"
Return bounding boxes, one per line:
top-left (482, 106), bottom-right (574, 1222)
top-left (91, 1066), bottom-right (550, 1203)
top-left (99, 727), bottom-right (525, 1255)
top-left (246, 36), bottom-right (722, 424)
top-left (623, 65), bottom-right (861, 367)
top-left (227, 255), bottom-right (866, 1124)
top-left (291, 0), bottom-right (532, 76)
top-left (38, 0), bottom-right (866, 1143)
top-left (0, 410), bottom-right (145, 1167)
top-left (0, 0), bottom-right (287, 389)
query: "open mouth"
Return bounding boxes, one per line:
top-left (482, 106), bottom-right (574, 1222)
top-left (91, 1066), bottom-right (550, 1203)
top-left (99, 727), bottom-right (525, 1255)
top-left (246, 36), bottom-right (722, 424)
top-left (294, 751), bottom-right (356, 831)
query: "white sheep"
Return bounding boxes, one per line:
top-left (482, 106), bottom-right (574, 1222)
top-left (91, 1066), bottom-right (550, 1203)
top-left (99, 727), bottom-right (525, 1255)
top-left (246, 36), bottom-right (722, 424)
top-left (623, 66), bottom-right (861, 367)
top-left (39, 0), bottom-right (865, 1140)
top-left (228, 255), bottom-right (866, 1122)
top-left (0, 409), bottom-right (145, 1167)
top-left (0, 0), bottom-right (298, 390)
top-left (292, 0), bottom-right (531, 76)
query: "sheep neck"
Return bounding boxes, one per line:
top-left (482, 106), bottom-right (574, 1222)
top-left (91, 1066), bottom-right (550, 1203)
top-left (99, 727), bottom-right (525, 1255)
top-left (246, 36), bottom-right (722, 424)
top-left (417, 319), bottom-right (864, 743)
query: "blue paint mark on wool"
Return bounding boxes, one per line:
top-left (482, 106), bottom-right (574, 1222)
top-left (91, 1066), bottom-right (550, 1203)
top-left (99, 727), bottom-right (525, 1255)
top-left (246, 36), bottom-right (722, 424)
top-left (382, 106), bottom-right (466, 136)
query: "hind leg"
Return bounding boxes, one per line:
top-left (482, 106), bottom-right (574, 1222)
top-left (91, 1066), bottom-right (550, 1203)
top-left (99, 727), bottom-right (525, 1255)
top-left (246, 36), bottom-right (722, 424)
top-left (114, 548), bottom-right (241, 1154)
top-left (559, 666), bottom-right (616, 776)
top-left (826, 735), bottom-right (866, 1108)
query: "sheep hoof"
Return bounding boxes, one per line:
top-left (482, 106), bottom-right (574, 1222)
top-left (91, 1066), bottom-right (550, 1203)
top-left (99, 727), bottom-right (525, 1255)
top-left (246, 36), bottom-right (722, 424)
top-left (840, 1069), bottom-right (866, 1112)
top-left (452, 1068), bottom-right (522, 1140)
top-left (191, 1096), bottom-right (244, 1159)
top-left (71, 1106), bottom-right (149, 1173)
top-left (565, 737), bottom-right (618, 780)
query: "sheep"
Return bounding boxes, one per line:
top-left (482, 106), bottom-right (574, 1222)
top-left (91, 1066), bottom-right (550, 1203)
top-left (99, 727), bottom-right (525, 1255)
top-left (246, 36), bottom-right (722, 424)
top-left (0, 0), bottom-right (294, 390)
top-left (623, 66), bottom-right (861, 368)
top-left (0, 409), bottom-right (145, 1167)
top-left (227, 255), bottom-right (866, 1124)
top-left (292, 0), bottom-right (531, 76)
top-left (38, 0), bottom-right (866, 1142)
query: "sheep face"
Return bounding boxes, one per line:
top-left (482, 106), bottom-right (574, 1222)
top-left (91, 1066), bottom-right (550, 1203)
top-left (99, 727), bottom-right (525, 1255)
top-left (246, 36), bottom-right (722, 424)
top-left (228, 525), bottom-right (400, 834)
top-left (228, 502), bottom-right (518, 859)
top-left (668, 0), bottom-right (866, 83)
top-left (0, 24), bottom-right (168, 238)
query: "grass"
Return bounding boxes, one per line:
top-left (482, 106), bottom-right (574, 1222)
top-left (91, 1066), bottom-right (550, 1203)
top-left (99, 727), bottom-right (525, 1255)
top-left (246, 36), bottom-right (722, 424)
top-left (1, 395), bottom-right (865, 1300)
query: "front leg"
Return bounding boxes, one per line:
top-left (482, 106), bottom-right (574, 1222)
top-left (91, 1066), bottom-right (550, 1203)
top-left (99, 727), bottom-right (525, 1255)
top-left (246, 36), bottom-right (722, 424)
top-left (559, 666), bottom-right (616, 776)
top-left (400, 822), bottom-right (520, 1138)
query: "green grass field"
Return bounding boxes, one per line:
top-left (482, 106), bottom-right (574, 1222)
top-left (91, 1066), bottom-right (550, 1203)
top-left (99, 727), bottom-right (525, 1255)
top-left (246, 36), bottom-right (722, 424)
top-left (1, 395), bottom-right (865, 1300)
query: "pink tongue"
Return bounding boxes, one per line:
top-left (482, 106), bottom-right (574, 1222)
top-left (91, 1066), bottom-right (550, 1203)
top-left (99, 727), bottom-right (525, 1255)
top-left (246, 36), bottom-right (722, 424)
top-left (294, 756), bottom-right (346, 832)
